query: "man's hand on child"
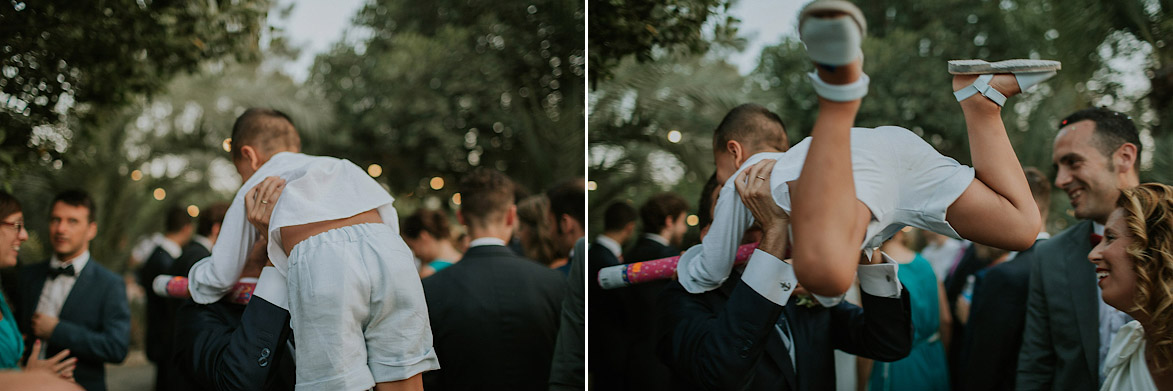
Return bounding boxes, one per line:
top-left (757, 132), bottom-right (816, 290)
top-left (245, 176), bottom-right (286, 237)
top-left (735, 159), bottom-right (791, 259)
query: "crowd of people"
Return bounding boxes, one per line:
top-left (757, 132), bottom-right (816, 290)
top-left (589, 1), bottom-right (1173, 390)
top-left (0, 109), bottom-right (586, 391)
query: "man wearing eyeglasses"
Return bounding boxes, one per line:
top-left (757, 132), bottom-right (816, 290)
top-left (9, 189), bottom-right (130, 391)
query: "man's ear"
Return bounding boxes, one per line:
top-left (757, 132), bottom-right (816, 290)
top-left (505, 205), bottom-right (518, 228)
top-left (456, 210), bottom-right (466, 226)
top-left (1114, 142), bottom-right (1138, 174)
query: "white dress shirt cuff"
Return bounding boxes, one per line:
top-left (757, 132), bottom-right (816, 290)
top-left (812, 293), bottom-right (844, 307)
top-left (858, 252), bottom-right (903, 298)
top-left (254, 267), bottom-right (289, 310)
top-left (741, 249), bottom-right (799, 306)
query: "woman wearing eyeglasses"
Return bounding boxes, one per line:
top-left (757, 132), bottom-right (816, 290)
top-left (0, 190), bottom-right (80, 388)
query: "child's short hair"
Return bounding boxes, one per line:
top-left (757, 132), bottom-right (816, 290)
top-left (230, 108), bottom-right (302, 161)
top-left (713, 103), bottom-right (789, 154)
top-left (459, 168), bottom-right (517, 228)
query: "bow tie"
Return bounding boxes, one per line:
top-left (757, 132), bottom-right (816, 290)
top-left (48, 264), bottom-right (76, 279)
top-left (1090, 233), bottom-right (1104, 246)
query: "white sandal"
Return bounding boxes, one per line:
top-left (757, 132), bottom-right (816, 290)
top-left (799, 0), bottom-right (869, 102)
top-left (950, 59), bottom-right (1061, 106)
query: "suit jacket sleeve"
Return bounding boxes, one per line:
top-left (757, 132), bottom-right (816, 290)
top-left (49, 274), bottom-right (130, 364)
top-left (959, 261), bottom-right (1025, 389)
top-left (657, 279), bottom-right (784, 390)
top-left (178, 296), bottom-right (292, 391)
top-left (829, 288), bottom-right (913, 362)
top-left (1016, 249), bottom-right (1056, 390)
top-left (549, 239), bottom-right (585, 390)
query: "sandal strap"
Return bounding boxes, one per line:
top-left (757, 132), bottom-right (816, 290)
top-left (808, 71), bottom-right (869, 102)
top-left (953, 74), bottom-right (1006, 106)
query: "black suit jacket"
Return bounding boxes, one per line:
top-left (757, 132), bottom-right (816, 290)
top-left (657, 273), bottom-right (912, 391)
top-left (626, 236), bottom-right (679, 263)
top-left (137, 246), bottom-right (177, 365)
top-left (11, 258), bottom-right (130, 391)
top-left (171, 241), bottom-right (212, 278)
top-left (172, 296), bottom-right (295, 391)
top-left (422, 244), bottom-right (566, 391)
top-left (958, 239), bottom-right (1045, 390)
top-left (587, 240), bottom-right (632, 389)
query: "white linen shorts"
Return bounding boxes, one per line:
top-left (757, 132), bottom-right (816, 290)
top-left (287, 223), bottom-right (440, 390)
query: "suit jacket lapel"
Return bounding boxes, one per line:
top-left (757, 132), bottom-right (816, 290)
top-left (1064, 221), bottom-right (1100, 376)
top-left (763, 304), bottom-right (798, 390)
top-left (58, 258), bottom-right (96, 322)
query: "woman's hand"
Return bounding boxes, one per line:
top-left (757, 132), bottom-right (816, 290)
top-left (24, 339), bottom-right (77, 382)
top-left (244, 176), bottom-right (286, 239)
top-left (734, 159), bottom-right (791, 259)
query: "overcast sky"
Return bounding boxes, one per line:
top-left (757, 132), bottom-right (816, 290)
top-left (272, 0), bottom-right (368, 82)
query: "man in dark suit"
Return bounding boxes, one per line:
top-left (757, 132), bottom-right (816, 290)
top-left (587, 201), bottom-right (637, 389)
top-left (957, 167), bottom-right (1052, 390)
top-left (137, 205), bottom-right (192, 391)
top-left (627, 193), bottom-right (689, 263)
top-left (171, 202), bottom-right (228, 278)
top-left (422, 168), bottom-right (566, 390)
top-left (1017, 108), bottom-right (1142, 390)
top-left (172, 237), bottom-right (295, 391)
top-left (657, 159), bottom-right (912, 390)
top-left (9, 190), bottom-right (130, 391)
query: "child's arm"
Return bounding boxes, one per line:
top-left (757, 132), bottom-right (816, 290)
top-left (187, 200), bottom-right (255, 304)
top-left (677, 175), bottom-right (754, 294)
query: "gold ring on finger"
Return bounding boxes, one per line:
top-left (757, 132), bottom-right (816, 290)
top-left (261, 200), bottom-right (269, 204)
top-left (755, 176), bottom-right (767, 180)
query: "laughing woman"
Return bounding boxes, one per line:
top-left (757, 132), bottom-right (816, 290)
top-left (1090, 183), bottom-right (1173, 390)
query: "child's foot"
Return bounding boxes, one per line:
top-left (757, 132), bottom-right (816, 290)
top-left (949, 59), bottom-right (1060, 107)
top-left (799, 1), bottom-right (868, 101)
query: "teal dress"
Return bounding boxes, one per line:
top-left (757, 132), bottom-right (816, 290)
top-left (868, 254), bottom-right (950, 390)
top-left (430, 259), bottom-right (454, 273)
top-left (0, 292), bottom-right (23, 369)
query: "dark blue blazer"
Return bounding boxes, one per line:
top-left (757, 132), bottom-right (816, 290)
top-left (172, 296), bottom-right (295, 391)
top-left (657, 273), bottom-right (912, 391)
top-left (587, 240), bottom-right (631, 389)
top-left (12, 258), bottom-right (130, 391)
top-left (422, 244), bottom-right (566, 391)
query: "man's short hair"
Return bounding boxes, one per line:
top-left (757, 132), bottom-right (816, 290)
top-left (1059, 107), bottom-right (1142, 171)
top-left (230, 108), bottom-right (302, 161)
top-left (51, 189), bottom-right (96, 222)
top-left (547, 178), bottom-right (585, 226)
top-left (1023, 167), bottom-right (1051, 214)
top-left (196, 203), bottom-right (229, 237)
top-left (459, 168), bottom-right (517, 228)
top-left (713, 103), bottom-right (789, 155)
top-left (640, 193), bottom-right (690, 234)
top-left (163, 205), bottom-right (193, 234)
top-left (602, 201), bottom-right (637, 232)
top-left (697, 172), bottom-right (720, 229)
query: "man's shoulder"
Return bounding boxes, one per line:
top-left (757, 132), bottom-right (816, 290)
top-left (84, 260), bottom-right (122, 283)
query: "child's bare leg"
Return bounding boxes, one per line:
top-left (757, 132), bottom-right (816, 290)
top-left (374, 373), bottom-right (423, 391)
top-left (791, 57), bottom-right (873, 297)
top-left (944, 74), bottom-right (1041, 251)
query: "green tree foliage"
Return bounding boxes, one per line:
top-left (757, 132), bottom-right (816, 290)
top-left (0, 0), bottom-right (270, 174)
top-left (589, 0), bottom-right (741, 84)
top-left (309, 0), bottom-right (584, 201)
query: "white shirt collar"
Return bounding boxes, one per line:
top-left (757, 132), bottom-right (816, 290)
top-left (1037, 231), bottom-right (1051, 240)
top-left (643, 233), bottom-right (669, 247)
top-left (192, 235), bottom-right (213, 251)
top-left (595, 235), bottom-right (623, 258)
top-left (50, 250), bottom-right (90, 273)
top-left (1093, 222), bottom-right (1105, 236)
top-left (159, 238), bottom-right (184, 259)
top-left (468, 237), bottom-right (507, 248)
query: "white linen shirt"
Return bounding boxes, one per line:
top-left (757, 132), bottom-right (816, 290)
top-left (36, 251), bottom-right (91, 317)
top-left (187, 152), bottom-right (401, 304)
